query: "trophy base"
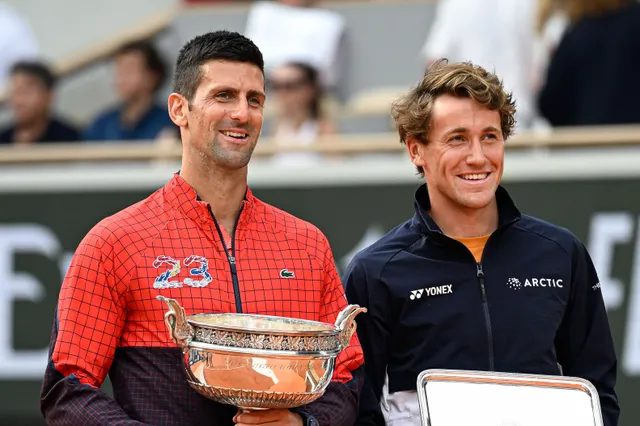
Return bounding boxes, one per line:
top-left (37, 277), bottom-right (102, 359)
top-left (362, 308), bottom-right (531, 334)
top-left (187, 381), bottom-right (324, 410)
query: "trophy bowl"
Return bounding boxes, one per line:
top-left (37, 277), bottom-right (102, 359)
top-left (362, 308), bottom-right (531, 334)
top-left (156, 296), bottom-right (366, 411)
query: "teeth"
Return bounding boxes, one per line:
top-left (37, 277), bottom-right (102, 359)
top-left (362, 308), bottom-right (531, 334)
top-left (461, 173), bottom-right (488, 180)
top-left (222, 131), bottom-right (247, 138)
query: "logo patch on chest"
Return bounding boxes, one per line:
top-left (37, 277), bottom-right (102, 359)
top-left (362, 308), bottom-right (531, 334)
top-left (279, 268), bottom-right (295, 278)
top-left (409, 284), bottom-right (453, 300)
top-left (153, 255), bottom-right (213, 289)
top-left (506, 277), bottom-right (564, 291)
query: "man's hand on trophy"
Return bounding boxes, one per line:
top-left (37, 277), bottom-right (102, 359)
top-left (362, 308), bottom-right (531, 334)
top-left (234, 408), bottom-right (304, 426)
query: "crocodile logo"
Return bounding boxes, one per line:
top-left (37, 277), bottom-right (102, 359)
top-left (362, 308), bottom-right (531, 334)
top-left (280, 269), bottom-right (295, 279)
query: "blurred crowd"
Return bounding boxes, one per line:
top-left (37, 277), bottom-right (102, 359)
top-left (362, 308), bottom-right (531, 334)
top-left (1, 0), bottom-right (639, 151)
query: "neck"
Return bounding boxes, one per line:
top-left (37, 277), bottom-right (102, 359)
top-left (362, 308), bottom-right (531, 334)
top-left (179, 151), bottom-right (248, 235)
top-left (14, 114), bottom-right (49, 144)
top-left (427, 191), bottom-right (499, 238)
top-left (121, 94), bottom-right (154, 127)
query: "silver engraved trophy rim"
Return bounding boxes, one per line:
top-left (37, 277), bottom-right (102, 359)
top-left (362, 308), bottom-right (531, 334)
top-left (186, 314), bottom-right (341, 354)
top-left (186, 312), bottom-right (340, 337)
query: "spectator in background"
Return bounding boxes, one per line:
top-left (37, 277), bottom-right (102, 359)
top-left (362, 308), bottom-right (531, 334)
top-left (83, 40), bottom-right (175, 142)
top-left (533, 0), bottom-right (569, 88)
top-left (268, 62), bottom-right (336, 166)
top-left (421, 0), bottom-right (539, 131)
top-left (0, 61), bottom-right (79, 145)
top-left (244, 0), bottom-right (345, 90)
top-left (538, 0), bottom-right (640, 127)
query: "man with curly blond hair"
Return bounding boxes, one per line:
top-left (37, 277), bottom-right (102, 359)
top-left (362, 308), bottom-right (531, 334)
top-left (343, 60), bottom-right (619, 426)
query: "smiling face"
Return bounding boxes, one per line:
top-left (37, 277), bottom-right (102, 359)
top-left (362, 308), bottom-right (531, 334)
top-left (407, 94), bottom-right (505, 213)
top-left (170, 59), bottom-right (266, 171)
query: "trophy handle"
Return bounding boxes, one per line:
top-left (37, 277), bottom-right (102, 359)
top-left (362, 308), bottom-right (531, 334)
top-left (334, 305), bottom-right (367, 350)
top-left (157, 295), bottom-right (194, 351)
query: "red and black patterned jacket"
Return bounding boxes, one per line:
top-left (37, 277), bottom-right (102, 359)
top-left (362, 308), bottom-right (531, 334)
top-left (41, 173), bottom-right (365, 426)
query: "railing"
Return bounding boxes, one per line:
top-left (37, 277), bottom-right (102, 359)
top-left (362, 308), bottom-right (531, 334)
top-left (0, 8), bottom-right (175, 107)
top-left (1, 125), bottom-right (640, 165)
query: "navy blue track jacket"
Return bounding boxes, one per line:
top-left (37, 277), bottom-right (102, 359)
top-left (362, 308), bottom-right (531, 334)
top-left (343, 184), bottom-right (619, 426)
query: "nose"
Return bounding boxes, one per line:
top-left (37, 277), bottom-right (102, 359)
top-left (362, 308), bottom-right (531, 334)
top-left (229, 99), bottom-right (250, 124)
top-left (466, 139), bottom-right (486, 166)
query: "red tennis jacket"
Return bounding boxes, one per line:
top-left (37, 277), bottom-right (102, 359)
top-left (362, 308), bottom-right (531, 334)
top-left (41, 173), bottom-right (364, 426)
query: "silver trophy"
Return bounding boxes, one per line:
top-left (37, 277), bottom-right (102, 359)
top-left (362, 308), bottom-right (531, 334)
top-left (157, 296), bottom-right (366, 411)
top-left (416, 369), bottom-right (604, 426)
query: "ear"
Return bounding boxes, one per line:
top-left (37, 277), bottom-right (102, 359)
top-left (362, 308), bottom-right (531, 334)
top-left (406, 135), bottom-right (427, 171)
top-left (168, 93), bottom-right (188, 127)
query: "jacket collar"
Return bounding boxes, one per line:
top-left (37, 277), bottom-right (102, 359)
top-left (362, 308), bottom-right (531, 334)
top-left (412, 183), bottom-right (521, 235)
top-left (163, 173), bottom-right (256, 230)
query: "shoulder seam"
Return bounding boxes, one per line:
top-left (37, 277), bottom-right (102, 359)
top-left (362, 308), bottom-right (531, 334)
top-left (102, 197), bottom-right (179, 294)
top-left (512, 221), bottom-right (572, 260)
top-left (377, 234), bottom-right (424, 282)
top-left (262, 203), bottom-right (326, 269)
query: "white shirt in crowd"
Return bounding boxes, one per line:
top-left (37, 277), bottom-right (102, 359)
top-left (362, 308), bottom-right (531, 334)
top-left (244, 1), bottom-right (345, 89)
top-left (421, 0), bottom-right (539, 131)
top-left (0, 3), bottom-right (38, 91)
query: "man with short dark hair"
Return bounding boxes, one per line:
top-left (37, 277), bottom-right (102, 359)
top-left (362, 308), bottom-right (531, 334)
top-left (83, 39), bottom-right (176, 141)
top-left (0, 60), bottom-right (79, 144)
top-left (41, 30), bottom-right (364, 426)
top-left (344, 60), bottom-right (619, 426)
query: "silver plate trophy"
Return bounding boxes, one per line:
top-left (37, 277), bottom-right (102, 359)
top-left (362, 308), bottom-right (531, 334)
top-left (157, 296), bottom-right (366, 411)
top-left (416, 369), bottom-right (604, 426)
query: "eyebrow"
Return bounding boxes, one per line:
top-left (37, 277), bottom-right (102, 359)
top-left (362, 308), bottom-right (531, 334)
top-left (446, 126), bottom-right (500, 135)
top-left (206, 86), bottom-right (267, 102)
top-left (208, 86), bottom-right (266, 100)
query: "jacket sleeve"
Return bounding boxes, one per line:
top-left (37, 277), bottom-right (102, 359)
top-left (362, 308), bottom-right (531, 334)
top-left (343, 255), bottom-right (391, 426)
top-left (40, 227), bottom-right (148, 425)
top-left (292, 236), bottom-right (366, 426)
top-left (555, 241), bottom-right (620, 426)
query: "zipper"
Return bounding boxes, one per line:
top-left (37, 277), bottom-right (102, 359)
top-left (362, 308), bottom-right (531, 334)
top-left (209, 205), bottom-right (244, 313)
top-left (431, 214), bottom-right (518, 373)
top-left (476, 261), bottom-right (495, 371)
